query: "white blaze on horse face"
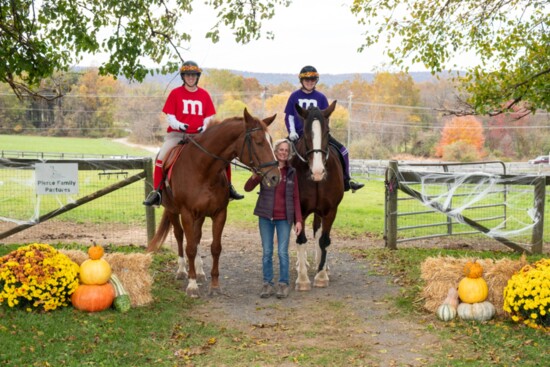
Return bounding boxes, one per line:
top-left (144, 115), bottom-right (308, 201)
top-left (311, 119), bottom-right (325, 181)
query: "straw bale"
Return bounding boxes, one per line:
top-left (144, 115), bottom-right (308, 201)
top-left (60, 249), bottom-right (153, 307)
top-left (420, 256), bottom-right (526, 317)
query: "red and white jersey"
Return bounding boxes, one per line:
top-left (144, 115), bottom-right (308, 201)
top-left (162, 86), bottom-right (216, 134)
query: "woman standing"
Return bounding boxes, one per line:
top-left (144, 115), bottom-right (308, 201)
top-left (245, 139), bottom-right (303, 299)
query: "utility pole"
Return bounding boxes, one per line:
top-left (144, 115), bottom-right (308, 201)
top-left (347, 92), bottom-right (353, 147)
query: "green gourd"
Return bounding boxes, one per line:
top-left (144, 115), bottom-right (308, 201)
top-left (109, 274), bottom-right (131, 313)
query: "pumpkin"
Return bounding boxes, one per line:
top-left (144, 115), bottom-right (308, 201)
top-left (443, 287), bottom-right (460, 310)
top-left (458, 276), bottom-right (488, 303)
top-left (80, 258), bottom-right (112, 285)
top-left (88, 245), bottom-right (105, 260)
top-left (436, 303), bottom-right (457, 321)
top-left (457, 301), bottom-right (495, 322)
top-left (71, 283), bottom-right (115, 312)
top-left (463, 261), bottom-right (483, 278)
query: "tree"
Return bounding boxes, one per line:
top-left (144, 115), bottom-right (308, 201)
top-left (1, 0), bottom-right (290, 99)
top-left (435, 116), bottom-right (485, 159)
top-left (351, 0), bottom-right (550, 115)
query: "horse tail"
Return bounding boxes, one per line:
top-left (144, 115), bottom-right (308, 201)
top-left (146, 210), bottom-right (172, 252)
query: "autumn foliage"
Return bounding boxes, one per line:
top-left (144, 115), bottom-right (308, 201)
top-left (436, 116), bottom-right (485, 160)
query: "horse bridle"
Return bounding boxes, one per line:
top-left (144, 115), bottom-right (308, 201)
top-left (186, 127), bottom-right (278, 179)
top-left (292, 131), bottom-right (330, 164)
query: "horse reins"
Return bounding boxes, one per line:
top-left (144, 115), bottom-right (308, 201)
top-left (186, 127), bottom-right (278, 178)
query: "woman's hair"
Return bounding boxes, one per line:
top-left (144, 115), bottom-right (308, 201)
top-left (273, 138), bottom-right (294, 159)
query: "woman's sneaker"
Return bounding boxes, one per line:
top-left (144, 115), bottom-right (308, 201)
top-left (276, 283), bottom-right (289, 299)
top-left (260, 283), bottom-right (275, 298)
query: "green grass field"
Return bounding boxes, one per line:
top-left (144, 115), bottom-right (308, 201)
top-left (1, 135), bottom-right (549, 366)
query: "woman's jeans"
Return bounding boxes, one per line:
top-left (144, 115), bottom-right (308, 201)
top-left (258, 217), bottom-right (291, 285)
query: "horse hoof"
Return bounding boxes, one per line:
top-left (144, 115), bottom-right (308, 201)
top-left (186, 289), bottom-right (200, 298)
top-left (208, 286), bottom-right (222, 296)
top-left (197, 274), bottom-right (207, 283)
top-left (313, 279), bottom-right (329, 288)
top-left (175, 272), bottom-right (187, 280)
top-left (295, 282), bottom-right (312, 291)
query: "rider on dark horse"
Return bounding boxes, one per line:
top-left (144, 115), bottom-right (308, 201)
top-left (284, 65), bottom-right (364, 192)
top-left (143, 60), bottom-right (244, 206)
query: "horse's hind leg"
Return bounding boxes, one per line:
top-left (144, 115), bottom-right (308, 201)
top-left (193, 218), bottom-right (207, 283)
top-left (168, 213), bottom-right (188, 280)
top-left (295, 228), bottom-right (312, 291)
top-left (208, 210), bottom-right (227, 296)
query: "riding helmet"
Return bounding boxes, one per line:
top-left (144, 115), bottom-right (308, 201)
top-left (180, 60), bottom-right (202, 85)
top-left (299, 65), bottom-right (319, 81)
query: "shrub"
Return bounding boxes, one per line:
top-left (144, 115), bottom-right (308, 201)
top-left (0, 243), bottom-right (80, 312)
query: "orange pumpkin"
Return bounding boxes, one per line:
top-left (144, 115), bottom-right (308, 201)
top-left (71, 283), bottom-right (115, 312)
top-left (463, 261), bottom-right (483, 279)
top-left (88, 245), bottom-right (105, 260)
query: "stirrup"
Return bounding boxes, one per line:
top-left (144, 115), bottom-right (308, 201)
top-left (143, 190), bottom-right (162, 207)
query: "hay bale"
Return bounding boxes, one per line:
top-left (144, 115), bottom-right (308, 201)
top-left (420, 256), bottom-right (526, 317)
top-left (60, 249), bottom-right (153, 307)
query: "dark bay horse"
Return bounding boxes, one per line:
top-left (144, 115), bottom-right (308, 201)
top-left (147, 109), bottom-right (280, 297)
top-left (291, 101), bottom-right (344, 290)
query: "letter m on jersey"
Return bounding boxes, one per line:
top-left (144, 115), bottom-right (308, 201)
top-left (297, 99), bottom-right (318, 110)
top-left (182, 100), bottom-right (203, 115)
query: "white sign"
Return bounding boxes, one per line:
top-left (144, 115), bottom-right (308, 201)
top-left (35, 163), bottom-right (79, 195)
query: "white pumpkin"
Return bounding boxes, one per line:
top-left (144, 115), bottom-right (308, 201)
top-left (436, 303), bottom-right (457, 321)
top-left (457, 301), bottom-right (495, 321)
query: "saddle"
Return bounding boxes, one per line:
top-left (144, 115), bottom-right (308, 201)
top-left (163, 139), bottom-right (189, 185)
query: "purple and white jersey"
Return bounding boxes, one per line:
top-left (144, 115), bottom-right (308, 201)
top-left (284, 89), bottom-right (329, 136)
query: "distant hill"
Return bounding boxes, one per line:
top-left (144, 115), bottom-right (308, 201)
top-left (136, 69), bottom-right (440, 88)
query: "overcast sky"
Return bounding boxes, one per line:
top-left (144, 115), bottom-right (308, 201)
top-left (83, 0), bottom-right (479, 75)
top-left (186, 0), bottom-right (393, 75)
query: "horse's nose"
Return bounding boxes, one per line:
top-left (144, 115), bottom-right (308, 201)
top-left (310, 168), bottom-right (326, 182)
top-left (270, 173), bottom-right (280, 186)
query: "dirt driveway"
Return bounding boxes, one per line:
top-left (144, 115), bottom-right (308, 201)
top-left (182, 227), bottom-right (443, 367)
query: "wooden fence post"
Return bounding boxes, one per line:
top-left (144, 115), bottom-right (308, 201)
top-left (143, 158), bottom-right (156, 243)
top-left (385, 160), bottom-right (398, 250)
top-left (532, 176), bottom-right (545, 254)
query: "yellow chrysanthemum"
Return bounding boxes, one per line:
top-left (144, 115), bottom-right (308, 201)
top-left (503, 258), bottom-right (550, 331)
top-left (0, 243), bottom-right (79, 312)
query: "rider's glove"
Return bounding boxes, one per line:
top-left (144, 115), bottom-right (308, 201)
top-left (289, 132), bottom-right (299, 142)
top-left (197, 126), bottom-right (205, 133)
top-left (167, 114), bottom-right (188, 132)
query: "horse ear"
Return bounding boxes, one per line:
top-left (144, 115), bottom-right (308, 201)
top-left (323, 100), bottom-right (337, 118)
top-left (262, 114), bottom-right (277, 126)
top-left (243, 107), bottom-right (252, 121)
top-left (295, 103), bottom-right (307, 120)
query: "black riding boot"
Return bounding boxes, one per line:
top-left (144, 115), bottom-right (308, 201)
top-left (344, 179), bottom-right (364, 193)
top-left (143, 190), bottom-right (162, 206)
top-left (229, 184), bottom-right (244, 200)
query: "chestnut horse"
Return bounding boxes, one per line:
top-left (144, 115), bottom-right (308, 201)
top-left (147, 109), bottom-right (280, 297)
top-left (291, 101), bottom-right (344, 290)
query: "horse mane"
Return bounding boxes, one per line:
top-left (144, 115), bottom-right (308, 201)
top-left (208, 113), bottom-right (268, 131)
